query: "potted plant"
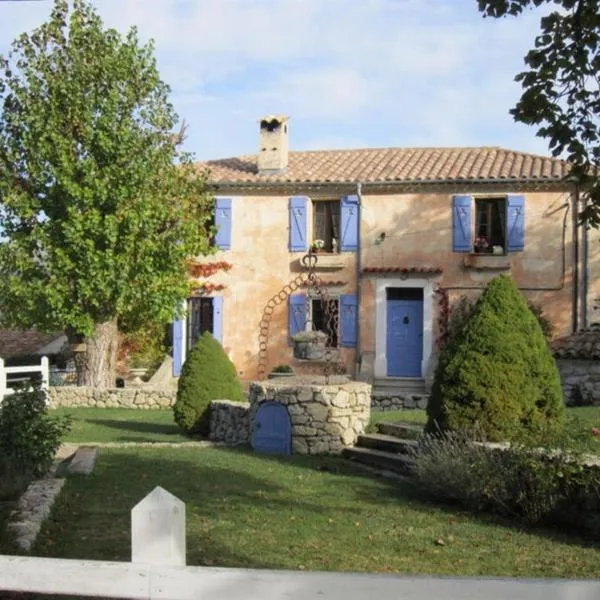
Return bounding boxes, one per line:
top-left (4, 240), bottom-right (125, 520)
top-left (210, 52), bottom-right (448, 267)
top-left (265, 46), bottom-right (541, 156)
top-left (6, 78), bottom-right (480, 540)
top-left (268, 364), bottom-right (295, 379)
top-left (311, 239), bottom-right (325, 253)
top-left (292, 330), bottom-right (327, 360)
top-left (474, 235), bottom-right (491, 253)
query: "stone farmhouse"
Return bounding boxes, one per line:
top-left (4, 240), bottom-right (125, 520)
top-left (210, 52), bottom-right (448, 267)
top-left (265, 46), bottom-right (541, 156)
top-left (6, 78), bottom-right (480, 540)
top-left (172, 115), bottom-right (600, 396)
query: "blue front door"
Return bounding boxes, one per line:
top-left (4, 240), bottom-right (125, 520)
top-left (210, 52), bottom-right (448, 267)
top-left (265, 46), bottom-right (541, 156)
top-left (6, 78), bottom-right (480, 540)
top-left (386, 299), bottom-right (423, 377)
top-left (252, 402), bottom-right (292, 455)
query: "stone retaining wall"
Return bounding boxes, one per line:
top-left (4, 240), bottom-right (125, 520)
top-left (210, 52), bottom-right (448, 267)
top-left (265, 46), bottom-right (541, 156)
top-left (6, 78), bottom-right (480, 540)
top-left (557, 359), bottom-right (600, 406)
top-left (48, 387), bottom-right (176, 409)
top-left (249, 377), bottom-right (371, 455)
top-left (371, 393), bottom-right (429, 412)
top-left (209, 400), bottom-right (251, 445)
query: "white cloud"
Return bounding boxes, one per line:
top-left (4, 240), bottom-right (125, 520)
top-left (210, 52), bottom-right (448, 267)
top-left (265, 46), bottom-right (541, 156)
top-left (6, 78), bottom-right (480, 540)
top-left (0, 0), bottom-right (553, 159)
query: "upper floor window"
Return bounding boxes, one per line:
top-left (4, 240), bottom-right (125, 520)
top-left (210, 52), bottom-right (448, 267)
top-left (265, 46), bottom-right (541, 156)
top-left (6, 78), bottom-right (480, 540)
top-left (312, 200), bottom-right (340, 253)
top-left (453, 194), bottom-right (524, 254)
top-left (474, 198), bottom-right (506, 253)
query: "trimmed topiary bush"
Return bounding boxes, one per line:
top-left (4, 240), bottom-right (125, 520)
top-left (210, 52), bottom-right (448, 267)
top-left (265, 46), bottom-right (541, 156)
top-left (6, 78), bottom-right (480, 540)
top-left (426, 274), bottom-right (564, 442)
top-left (173, 331), bottom-right (245, 436)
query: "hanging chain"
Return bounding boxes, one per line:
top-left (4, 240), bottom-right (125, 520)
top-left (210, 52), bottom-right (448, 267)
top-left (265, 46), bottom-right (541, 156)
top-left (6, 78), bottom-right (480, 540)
top-left (257, 249), bottom-right (345, 383)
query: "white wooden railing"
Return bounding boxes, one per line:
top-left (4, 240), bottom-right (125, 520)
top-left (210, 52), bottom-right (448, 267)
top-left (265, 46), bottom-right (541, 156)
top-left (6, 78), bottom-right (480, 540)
top-left (1, 487), bottom-right (600, 600)
top-left (0, 355), bottom-right (49, 398)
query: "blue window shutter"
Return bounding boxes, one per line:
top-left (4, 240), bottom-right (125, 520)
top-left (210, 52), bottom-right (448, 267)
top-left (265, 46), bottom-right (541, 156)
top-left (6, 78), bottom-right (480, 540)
top-left (212, 296), bottom-right (223, 343)
top-left (215, 197), bottom-right (232, 250)
top-left (452, 195), bottom-right (472, 252)
top-left (289, 294), bottom-right (307, 344)
top-left (340, 294), bottom-right (358, 347)
top-left (340, 195), bottom-right (359, 251)
top-left (172, 318), bottom-right (185, 377)
top-left (507, 195), bottom-right (525, 252)
top-left (289, 196), bottom-right (308, 251)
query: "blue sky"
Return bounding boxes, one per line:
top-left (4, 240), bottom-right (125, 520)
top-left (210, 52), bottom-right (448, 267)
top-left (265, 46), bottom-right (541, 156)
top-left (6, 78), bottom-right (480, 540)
top-left (0, 0), bottom-right (551, 161)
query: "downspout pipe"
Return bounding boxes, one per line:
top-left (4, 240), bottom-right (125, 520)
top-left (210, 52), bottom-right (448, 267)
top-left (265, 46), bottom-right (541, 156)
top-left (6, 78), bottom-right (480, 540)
top-left (572, 184), bottom-right (580, 333)
top-left (581, 186), bottom-right (589, 329)
top-left (355, 182), bottom-right (363, 378)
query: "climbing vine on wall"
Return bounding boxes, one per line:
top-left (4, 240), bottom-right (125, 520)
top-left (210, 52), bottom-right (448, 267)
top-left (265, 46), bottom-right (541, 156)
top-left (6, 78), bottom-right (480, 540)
top-left (187, 261), bottom-right (233, 278)
top-left (434, 286), bottom-right (449, 350)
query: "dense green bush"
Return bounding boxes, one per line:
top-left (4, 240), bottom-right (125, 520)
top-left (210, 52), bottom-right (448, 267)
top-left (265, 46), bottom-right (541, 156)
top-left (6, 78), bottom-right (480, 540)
top-left (173, 331), bottom-right (245, 435)
top-left (0, 386), bottom-right (71, 481)
top-left (427, 275), bottom-right (564, 442)
top-left (414, 431), bottom-right (600, 534)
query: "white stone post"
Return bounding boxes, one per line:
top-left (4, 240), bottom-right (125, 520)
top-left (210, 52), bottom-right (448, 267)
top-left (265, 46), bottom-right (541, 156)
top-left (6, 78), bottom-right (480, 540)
top-left (0, 358), bottom-right (5, 401)
top-left (131, 486), bottom-right (186, 567)
top-left (41, 356), bottom-right (49, 391)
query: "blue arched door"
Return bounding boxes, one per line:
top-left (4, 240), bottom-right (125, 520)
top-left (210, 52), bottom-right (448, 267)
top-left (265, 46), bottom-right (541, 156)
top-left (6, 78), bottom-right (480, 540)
top-left (252, 402), bottom-right (292, 455)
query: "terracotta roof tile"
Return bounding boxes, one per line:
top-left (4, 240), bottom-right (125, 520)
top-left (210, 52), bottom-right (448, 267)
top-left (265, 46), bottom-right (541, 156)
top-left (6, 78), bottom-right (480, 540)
top-left (552, 324), bottom-right (600, 359)
top-left (0, 329), bottom-right (65, 359)
top-left (200, 146), bottom-right (570, 186)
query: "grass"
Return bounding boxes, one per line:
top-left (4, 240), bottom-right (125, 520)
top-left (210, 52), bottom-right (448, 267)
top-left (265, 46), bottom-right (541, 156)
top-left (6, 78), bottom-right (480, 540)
top-left (50, 407), bottom-right (190, 444)
top-left (368, 407), bottom-right (600, 453)
top-left (31, 446), bottom-right (600, 578)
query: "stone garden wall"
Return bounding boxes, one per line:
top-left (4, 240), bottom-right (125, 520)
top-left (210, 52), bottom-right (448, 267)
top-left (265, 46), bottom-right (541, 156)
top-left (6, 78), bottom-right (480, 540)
top-left (209, 400), bottom-right (251, 445)
top-left (371, 392), bottom-right (429, 412)
top-left (48, 387), bottom-right (176, 409)
top-left (557, 359), bottom-right (600, 406)
top-left (248, 377), bottom-right (371, 455)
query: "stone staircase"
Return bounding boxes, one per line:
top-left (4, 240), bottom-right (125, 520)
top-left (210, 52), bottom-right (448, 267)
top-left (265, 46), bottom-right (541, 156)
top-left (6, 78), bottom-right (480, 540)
top-left (342, 421), bottom-right (424, 475)
top-left (371, 377), bottom-right (429, 411)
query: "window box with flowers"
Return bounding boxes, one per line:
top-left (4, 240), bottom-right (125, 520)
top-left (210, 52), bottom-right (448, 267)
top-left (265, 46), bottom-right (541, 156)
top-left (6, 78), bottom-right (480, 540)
top-left (311, 239), bottom-right (326, 253)
top-left (292, 330), bottom-right (327, 360)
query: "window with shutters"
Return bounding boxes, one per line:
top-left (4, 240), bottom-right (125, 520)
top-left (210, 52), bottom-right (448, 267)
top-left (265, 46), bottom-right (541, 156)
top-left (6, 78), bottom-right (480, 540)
top-left (312, 200), bottom-right (340, 253)
top-left (474, 198), bottom-right (506, 253)
top-left (311, 297), bottom-right (339, 347)
top-left (187, 297), bottom-right (213, 351)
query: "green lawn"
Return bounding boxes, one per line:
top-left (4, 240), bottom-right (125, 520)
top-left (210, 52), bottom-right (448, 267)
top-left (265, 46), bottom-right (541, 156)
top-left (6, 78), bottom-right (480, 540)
top-left (51, 407), bottom-right (190, 444)
top-left (30, 446), bottom-right (600, 578)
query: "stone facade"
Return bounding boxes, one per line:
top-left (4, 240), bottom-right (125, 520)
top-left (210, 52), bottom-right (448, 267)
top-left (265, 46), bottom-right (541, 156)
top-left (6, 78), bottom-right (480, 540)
top-left (48, 387), bottom-right (176, 409)
top-left (209, 400), bottom-right (251, 445)
top-left (371, 392), bottom-right (428, 412)
top-left (248, 377), bottom-right (371, 455)
top-left (557, 359), bottom-right (600, 406)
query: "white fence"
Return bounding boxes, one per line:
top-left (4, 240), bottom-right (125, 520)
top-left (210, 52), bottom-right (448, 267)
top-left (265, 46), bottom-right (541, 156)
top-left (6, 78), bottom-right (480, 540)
top-left (0, 355), bottom-right (49, 398)
top-left (1, 486), bottom-right (600, 600)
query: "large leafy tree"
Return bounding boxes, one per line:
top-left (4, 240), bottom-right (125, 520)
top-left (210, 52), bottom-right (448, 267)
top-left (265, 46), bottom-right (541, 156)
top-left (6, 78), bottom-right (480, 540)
top-left (0, 0), bottom-right (213, 388)
top-left (478, 0), bottom-right (600, 222)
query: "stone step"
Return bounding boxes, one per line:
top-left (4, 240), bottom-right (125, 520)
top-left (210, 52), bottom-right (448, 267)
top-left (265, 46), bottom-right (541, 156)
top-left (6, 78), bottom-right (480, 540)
top-left (374, 377), bottom-right (425, 388)
top-left (356, 433), bottom-right (417, 455)
top-left (377, 422), bottom-right (424, 439)
top-left (342, 446), bottom-right (415, 475)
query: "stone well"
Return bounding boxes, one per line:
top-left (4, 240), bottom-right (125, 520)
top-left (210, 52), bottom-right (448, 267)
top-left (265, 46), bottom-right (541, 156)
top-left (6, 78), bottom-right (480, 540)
top-left (248, 376), bottom-right (371, 455)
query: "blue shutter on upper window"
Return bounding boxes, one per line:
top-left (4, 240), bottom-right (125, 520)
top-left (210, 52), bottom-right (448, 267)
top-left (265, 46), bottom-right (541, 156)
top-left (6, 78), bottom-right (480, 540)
top-left (340, 294), bottom-right (358, 347)
top-left (506, 195), bottom-right (525, 252)
top-left (452, 195), bottom-right (472, 252)
top-left (172, 318), bottom-right (185, 377)
top-left (212, 296), bottom-right (223, 344)
top-left (340, 195), bottom-right (359, 251)
top-left (215, 197), bottom-right (232, 250)
top-left (289, 294), bottom-right (307, 344)
top-left (289, 196), bottom-right (308, 252)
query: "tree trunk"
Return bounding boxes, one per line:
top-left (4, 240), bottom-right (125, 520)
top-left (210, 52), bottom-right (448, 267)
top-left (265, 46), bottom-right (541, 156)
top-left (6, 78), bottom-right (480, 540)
top-left (82, 319), bottom-right (120, 389)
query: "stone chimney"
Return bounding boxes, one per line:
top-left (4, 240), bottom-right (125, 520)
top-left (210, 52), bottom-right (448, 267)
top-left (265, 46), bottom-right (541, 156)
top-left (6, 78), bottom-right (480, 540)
top-left (258, 115), bottom-right (289, 174)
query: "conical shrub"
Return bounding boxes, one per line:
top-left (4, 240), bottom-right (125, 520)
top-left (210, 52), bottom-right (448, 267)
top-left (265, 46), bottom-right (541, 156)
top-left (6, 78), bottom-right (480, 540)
top-left (426, 274), bottom-right (564, 442)
top-left (173, 331), bottom-right (245, 436)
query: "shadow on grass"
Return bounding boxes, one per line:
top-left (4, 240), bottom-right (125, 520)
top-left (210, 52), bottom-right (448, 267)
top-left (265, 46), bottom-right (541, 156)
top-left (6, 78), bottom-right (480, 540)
top-left (226, 446), bottom-right (600, 550)
top-left (85, 418), bottom-right (182, 438)
top-left (33, 446), bottom-right (368, 570)
top-left (27, 443), bottom-right (600, 585)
